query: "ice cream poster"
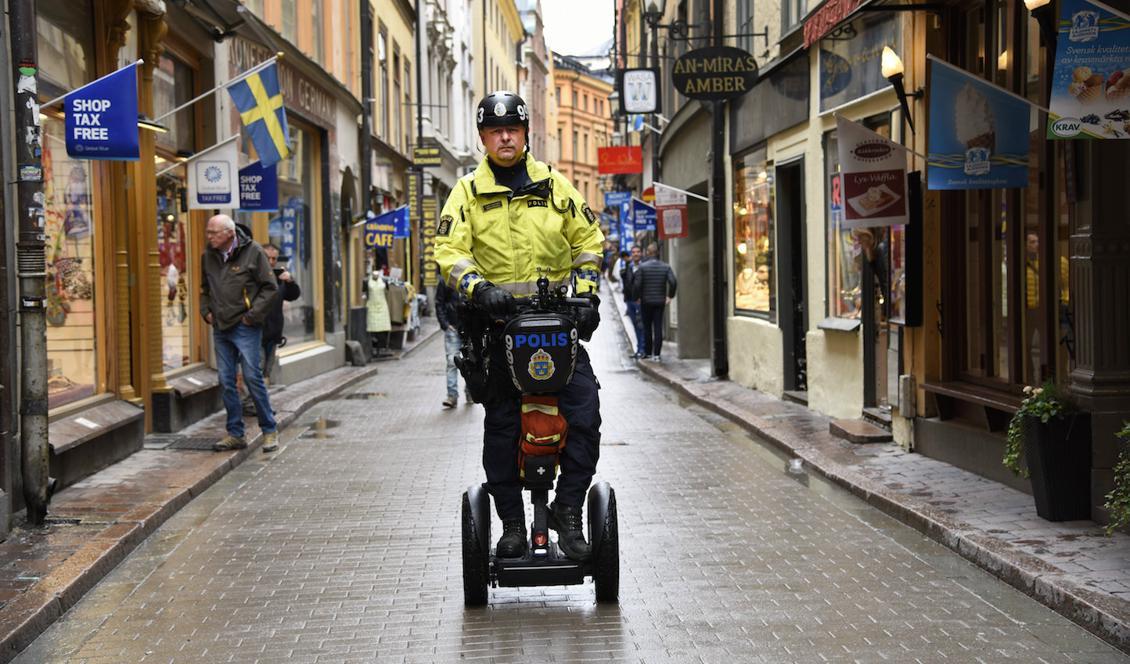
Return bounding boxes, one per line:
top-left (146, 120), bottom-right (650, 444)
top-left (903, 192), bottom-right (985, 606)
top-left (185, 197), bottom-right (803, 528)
top-left (1047, 0), bottom-right (1130, 139)
top-left (836, 115), bottom-right (907, 229)
top-left (926, 56), bottom-right (1031, 190)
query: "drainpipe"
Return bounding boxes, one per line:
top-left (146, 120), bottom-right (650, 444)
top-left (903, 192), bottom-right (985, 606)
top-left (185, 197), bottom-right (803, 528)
top-left (8, 0), bottom-right (49, 524)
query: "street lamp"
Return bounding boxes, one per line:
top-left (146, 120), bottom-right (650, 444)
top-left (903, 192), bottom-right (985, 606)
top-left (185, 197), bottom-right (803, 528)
top-left (882, 47), bottom-right (923, 134)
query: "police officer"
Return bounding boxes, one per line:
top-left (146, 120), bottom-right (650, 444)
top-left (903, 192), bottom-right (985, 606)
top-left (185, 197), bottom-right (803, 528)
top-left (436, 91), bottom-right (604, 562)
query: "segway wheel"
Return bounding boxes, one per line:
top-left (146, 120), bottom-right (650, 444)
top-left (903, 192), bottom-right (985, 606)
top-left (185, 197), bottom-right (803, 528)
top-left (587, 482), bottom-right (619, 604)
top-left (461, 489), bottom-right (490, 606)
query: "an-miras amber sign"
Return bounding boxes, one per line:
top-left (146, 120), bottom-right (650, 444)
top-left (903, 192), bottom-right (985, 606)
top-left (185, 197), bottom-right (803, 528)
top-left (672, 46), bottom-right (759, 101)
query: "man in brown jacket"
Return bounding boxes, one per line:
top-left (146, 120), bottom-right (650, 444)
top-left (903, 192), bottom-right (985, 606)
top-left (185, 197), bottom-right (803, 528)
top-left (200, 214), bottom-right (279, 452)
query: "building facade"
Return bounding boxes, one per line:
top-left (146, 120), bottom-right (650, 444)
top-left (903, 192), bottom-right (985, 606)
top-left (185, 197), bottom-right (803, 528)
top-left (628, 0), bottom-right (1130, 524)
top-left (517, 0), bottom-right (551, 161)
top-left (552, 53), bottom-right (614, 210)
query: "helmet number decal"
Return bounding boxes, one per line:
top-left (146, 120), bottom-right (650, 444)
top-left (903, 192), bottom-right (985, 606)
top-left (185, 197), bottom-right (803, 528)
top-left (517, 105), bottom-right (527, 121)
top-left (477, 107), bottom-right (484, 124)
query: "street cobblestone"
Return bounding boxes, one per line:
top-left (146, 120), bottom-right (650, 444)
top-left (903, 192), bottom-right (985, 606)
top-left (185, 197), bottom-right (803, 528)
top-left (12, 304), bottom-right (1129, 663)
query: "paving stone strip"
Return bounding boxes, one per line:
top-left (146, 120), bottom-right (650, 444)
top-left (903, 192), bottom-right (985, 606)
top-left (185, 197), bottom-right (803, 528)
top-left (0, 323), bottom-right (440, 663)
top-left (608, 282), bottom-right (1130, 654)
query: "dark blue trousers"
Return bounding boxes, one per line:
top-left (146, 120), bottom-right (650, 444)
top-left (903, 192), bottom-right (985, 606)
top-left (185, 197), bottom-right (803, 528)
top-left (482, 347), bottom-right (601, 521)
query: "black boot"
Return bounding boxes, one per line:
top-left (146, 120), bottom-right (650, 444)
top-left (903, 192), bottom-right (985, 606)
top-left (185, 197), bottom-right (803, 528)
top-left (548, 502), bottom-right (591, 561)
top-left (496, 518), bottom-right (527, 558)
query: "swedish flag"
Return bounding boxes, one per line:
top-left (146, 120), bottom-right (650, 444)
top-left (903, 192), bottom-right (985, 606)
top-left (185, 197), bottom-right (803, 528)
top-left (227, 62), bottom-right (290, 167)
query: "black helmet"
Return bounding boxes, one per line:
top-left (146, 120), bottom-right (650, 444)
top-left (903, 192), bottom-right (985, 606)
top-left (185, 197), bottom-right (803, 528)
top-left (476, 91), bottom-right (529, 130)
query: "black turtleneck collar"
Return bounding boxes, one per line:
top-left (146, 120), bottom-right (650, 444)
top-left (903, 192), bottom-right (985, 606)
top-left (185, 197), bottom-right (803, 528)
top-left (487, 153), bottom-right (531, 196)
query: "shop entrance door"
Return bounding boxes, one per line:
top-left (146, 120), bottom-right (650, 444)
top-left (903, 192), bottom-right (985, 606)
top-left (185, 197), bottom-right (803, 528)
top-left (862, 227), bottom-right (891, 411)
top-left (776, 160), bottom-right (807, 392)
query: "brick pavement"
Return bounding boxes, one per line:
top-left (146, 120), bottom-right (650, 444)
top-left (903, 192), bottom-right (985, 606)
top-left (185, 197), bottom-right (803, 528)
top-left (0, 319), bottom-right (438, 663)
top-left (609, 280), bottom-right (1130, 654)
top-left (12, 302), bottom-right (1127, 663)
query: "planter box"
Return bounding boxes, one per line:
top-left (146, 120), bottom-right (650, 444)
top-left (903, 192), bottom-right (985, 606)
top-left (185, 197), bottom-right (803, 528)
top-left (1023, 413), bottom-right (1092, 521)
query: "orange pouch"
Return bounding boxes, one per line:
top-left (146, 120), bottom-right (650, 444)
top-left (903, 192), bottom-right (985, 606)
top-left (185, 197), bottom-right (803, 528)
top-left (519, 396), bottom-right (568, 459)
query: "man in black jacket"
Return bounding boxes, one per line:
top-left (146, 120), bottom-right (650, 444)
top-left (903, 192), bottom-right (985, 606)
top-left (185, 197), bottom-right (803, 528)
top-left (200, 215), bottom-right (278, 452)
top-left (261, 244), bottom-right (301, 383)
top-left (434, 272), bottom-right (468, 408)
top-left (630, 243), bottom-right (677, 360)
top-left (618, 246), bottom-right (645, 358)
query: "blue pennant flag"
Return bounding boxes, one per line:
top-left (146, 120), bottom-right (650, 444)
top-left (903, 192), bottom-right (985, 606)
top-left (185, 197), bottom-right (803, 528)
top-left (632, 198), bottom-right (656, 232)
top-left (227, 62), bottom-right (290, 167)
top-left (65, 62), bottom-right (139, 160)
top-left (926, 56), bottom-right (1032, 190)
top-left (389, 206), bottom-right (411, 238)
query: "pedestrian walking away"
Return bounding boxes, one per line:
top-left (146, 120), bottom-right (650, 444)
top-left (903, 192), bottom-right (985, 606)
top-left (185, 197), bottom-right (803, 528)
top-left (200, 214), bottom-right (279, 452)
top-left (436, 90), bottom-right (604, 562)
top-left (619, 246), bottom-right (645, 358)
top-left (435, 268), bottom-right (470, 408)
top-left (630, 243), bottom-right (676, 360)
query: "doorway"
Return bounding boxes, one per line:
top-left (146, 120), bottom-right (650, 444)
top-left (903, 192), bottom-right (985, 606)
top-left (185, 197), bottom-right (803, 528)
top-left (776, 159), bottom-right (807, 392)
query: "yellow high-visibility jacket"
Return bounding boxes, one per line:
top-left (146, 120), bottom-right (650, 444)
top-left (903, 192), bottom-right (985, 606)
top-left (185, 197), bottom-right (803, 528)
top-left (435, 153), bottom-right (604, 298)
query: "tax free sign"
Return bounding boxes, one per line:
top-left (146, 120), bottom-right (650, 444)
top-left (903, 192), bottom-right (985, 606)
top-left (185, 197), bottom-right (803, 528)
top-left (65, 63), bottom-right (140, 160)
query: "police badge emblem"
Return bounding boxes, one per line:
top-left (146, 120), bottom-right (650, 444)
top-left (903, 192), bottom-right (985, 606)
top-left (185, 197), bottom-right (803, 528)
top-left (494, 102), bottom-right (507, 117)
top-left (528, 348), bottom-right (555, 381)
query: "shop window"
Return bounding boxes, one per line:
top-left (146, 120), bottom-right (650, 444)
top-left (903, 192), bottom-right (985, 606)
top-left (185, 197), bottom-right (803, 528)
top-left (950, 2), bottom-right (1073, 388)
top-left (733, 147), bottom-right (775, 317)
top-left (153, 51), bottom-right (198, 372)
top-left (271, 121), bottom-right (322, 347)
top-left (157, 175), bottom-right (192, 370)
top-left (824, 113), bottom-right (893, 319)
top-left (42, 116), bottom-right (99, 408)
top-left (153, 53), bottom-right (196, 159)
top-left (38, 2), bottom-right (99, 409)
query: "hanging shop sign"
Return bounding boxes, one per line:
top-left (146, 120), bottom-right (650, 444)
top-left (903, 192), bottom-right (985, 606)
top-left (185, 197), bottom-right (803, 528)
top-left (619, 68), bottom-right (660, 114)
top-left (836, 115), bottom-right (907, 228)
top-left (618, 200), bottom-right (633, 251)
top-left (604, 190), bottom-right (632, 210)
top-left (413, 145), bottom-right (443, 167)
top-left (926, 56), bottom-right (1031, 190)
top-left (1047, 0), bottom-right (1130, 139)
top-left (632, 199), bottom-right (656, 233)
top-left (65, 62), bottom-right (139, 160)
top-left (819, 15), bottom-right (900, 112)
top-left (655, 184), bottom-right (689, 239)
top-left (364, 210), bottom-right (397, 248)
top-left (239, 161), bottom-right (278, 211)
top-left (391, 205), bottom-right (411, 238)
top-left (187, 138), bottom-right (239, 209)
top-left (672, 46), bottom-right (758, 101)
top-left (597, 146), bottom-right (643, 174)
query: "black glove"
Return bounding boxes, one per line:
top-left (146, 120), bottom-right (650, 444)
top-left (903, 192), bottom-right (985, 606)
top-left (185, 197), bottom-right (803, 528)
top-left (472, 281), bottom-right (513, 316)
top-left (576, 294), bottom-right (601, 341)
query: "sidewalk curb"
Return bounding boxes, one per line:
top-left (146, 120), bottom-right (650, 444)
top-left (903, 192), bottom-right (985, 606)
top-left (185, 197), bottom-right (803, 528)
top-left (0, 357), bottom-right (393, 662)
top-left (608, 285), bottom-right (1130, 654)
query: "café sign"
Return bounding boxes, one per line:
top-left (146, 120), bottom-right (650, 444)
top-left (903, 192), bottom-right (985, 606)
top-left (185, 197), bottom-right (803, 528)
top-left (672, 46), bottom-right (758, 101)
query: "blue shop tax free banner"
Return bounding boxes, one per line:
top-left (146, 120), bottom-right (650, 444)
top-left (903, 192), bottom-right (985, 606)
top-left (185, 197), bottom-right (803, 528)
top-left (632, 199), bottom-right (656, 232)
top-left (238, 161), bottom-right (278, 211)
top-left (65, 63), bottom-right (139, 160)
top-left (926, 56), bottom-right (1032, 190)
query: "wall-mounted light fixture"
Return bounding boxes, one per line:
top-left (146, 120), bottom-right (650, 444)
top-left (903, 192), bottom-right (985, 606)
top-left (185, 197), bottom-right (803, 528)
top-left (1025, 0), bottom-right (1058, 53)
top-left (882, 47), bottom-right (923, 134)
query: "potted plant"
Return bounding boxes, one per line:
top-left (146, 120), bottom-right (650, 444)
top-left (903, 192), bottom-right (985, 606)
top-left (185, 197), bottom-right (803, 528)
top-left (1103, 421), bottom-right (1130, 535)
top-left (1004, 381), bottom-right (1092, 521)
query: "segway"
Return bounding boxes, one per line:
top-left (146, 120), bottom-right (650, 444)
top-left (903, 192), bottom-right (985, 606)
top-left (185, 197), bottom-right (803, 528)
top-left (460, 277), bottom-right (619, 606)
